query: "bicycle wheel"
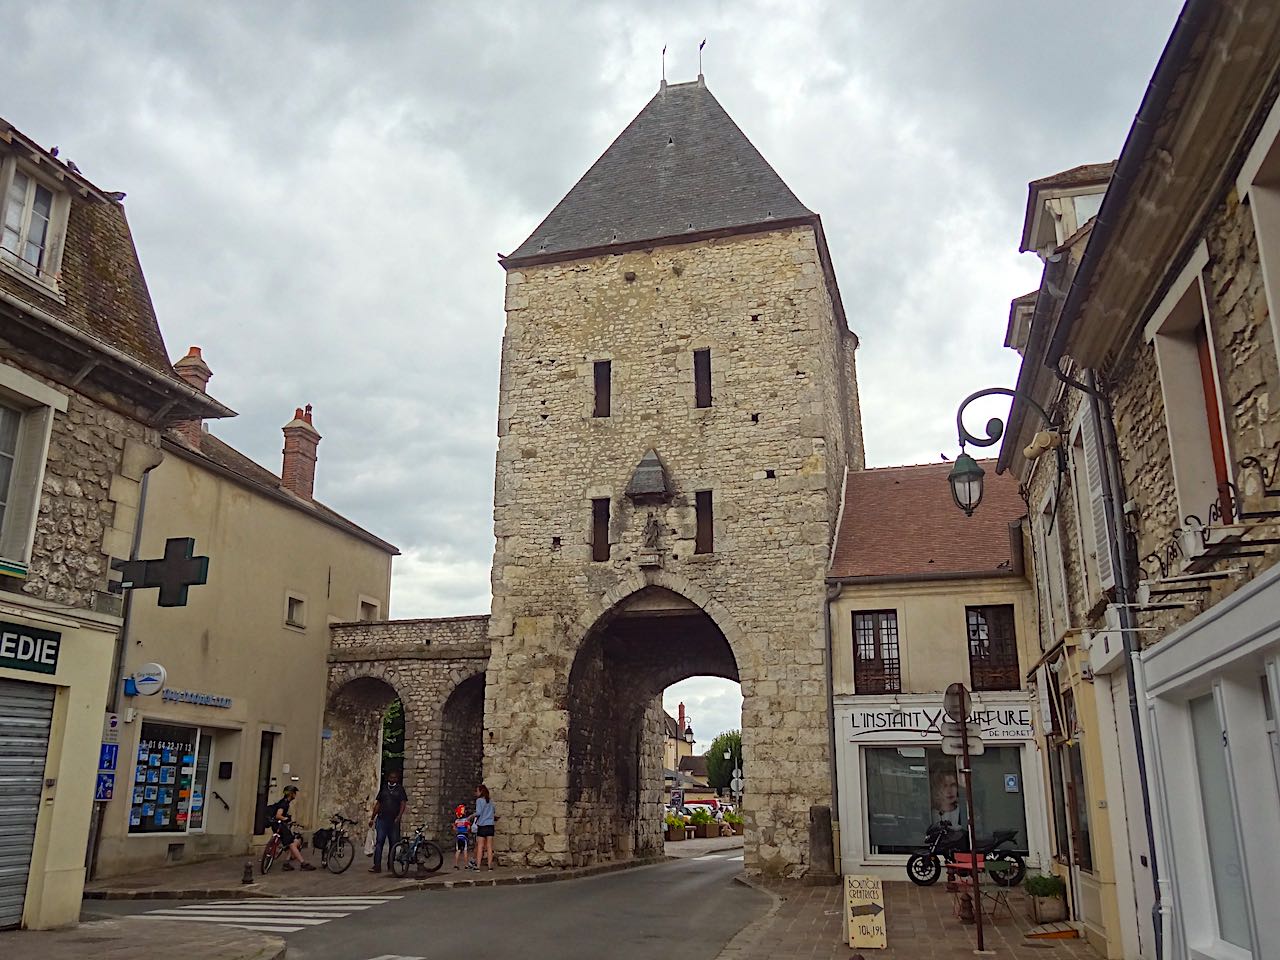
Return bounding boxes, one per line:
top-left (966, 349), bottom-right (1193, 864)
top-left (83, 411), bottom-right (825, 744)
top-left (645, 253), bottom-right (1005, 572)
top-left (414, 840), bottom-right (444, 874)
top-left (327, 836), bottom-right (355, 874)
top-left (260, 838), bottom-right (278, 875)
top-left (389, 839), bottom-right (412, 878)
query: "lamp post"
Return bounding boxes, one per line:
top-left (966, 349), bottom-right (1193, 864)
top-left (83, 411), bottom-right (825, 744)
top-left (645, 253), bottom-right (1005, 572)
top-left (950, 386), bottom-right (1061, 515)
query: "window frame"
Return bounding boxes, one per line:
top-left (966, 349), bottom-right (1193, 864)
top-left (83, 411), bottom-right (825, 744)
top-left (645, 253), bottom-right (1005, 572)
top-left (127, 721), bottom-right (214, 836)
top-left (284, 592), bottom-right (307, 629)
top-left (592, 359), bottom-right (611, 419)
top-left (357, 595), bottom-right (381, 621)
top-left (0, 156), bottom-right (70, 295)
top-left (590, 497), bottom-right (611, 563)
top-left (694, 489), bottom-right (714, 554)
top-left (0, 362), bottom-right (67, 577)
top-left (965, 604), bottom-right (1021, 692)
top-left (851, 610), bottom-right (901, 694)
top-left (1034, 487), bottom-right (1071, 648)
top-left (1235, 92), bottom-right (1280, 378)
top-left (693, 348), bottom-right (713, 409)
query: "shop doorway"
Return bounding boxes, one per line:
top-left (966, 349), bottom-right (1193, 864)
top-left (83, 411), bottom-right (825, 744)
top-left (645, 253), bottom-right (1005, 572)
top-left (252, 731), bottom-right (278, 835)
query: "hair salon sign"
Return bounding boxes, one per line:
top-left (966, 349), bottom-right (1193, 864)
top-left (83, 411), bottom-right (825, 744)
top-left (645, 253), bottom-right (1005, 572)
top-left (847, 702), bottom-right (1032, 743)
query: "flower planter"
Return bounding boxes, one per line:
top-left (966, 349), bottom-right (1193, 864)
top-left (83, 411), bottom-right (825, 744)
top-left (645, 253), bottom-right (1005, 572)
top-left (665, 826), bottom-right (686, 841)
top-left (1030, 895), bottom-right (1068, 924)
top-left (696, 823), bottom-right (717, 839)
top-left (732, 822), bottom-right (744, 836)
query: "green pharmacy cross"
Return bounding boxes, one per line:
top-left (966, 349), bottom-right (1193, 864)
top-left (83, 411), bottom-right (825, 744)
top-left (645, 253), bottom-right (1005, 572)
top-left (110, 537), bottom-right (210, 607)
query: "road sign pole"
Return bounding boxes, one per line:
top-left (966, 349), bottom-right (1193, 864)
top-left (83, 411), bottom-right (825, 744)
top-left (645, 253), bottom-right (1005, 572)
top-left (960, 702), bottom-right (984, 952)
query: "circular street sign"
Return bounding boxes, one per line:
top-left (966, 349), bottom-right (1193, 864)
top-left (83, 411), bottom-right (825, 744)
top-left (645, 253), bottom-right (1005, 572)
top-left (730, 777), bottom-right (744, 793)
top-left (134, 663), bottom-right (167, 697)
top-left (943, 682), bottom-right (972, 723)
top-left (732, 767), bottom-right (742, 779)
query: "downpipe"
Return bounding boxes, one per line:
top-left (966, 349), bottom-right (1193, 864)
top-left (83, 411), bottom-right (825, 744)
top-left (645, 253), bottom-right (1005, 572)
top-left (824, 581), bottom-right (842, 877)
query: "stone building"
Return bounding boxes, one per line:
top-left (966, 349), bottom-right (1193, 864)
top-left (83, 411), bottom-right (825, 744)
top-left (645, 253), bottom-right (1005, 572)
top-left (92, 348), bottom-right (397, 878)
top-left (994, 2), bottom-right (1280, 956)
top-left (826, 462), bottom-right (1043, 878)
top-left (0, 119), bottom-right (229, 928)
top-left (485, 75), bottom-right (863, 875)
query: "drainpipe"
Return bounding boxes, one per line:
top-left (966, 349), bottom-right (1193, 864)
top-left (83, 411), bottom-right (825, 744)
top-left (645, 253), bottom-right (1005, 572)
top-left (1081, 368), bottom-right (1164, 960)
top-left (824, 581), bottom-right (842, 876)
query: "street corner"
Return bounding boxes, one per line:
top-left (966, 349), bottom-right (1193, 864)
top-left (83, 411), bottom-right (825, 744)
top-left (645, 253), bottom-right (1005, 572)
top-left (2, 914), bottom-right (285, 960)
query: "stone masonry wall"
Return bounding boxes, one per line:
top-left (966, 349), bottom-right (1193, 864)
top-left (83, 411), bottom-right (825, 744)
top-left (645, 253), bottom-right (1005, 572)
top-left (487, 226), bottom-right (860, 875)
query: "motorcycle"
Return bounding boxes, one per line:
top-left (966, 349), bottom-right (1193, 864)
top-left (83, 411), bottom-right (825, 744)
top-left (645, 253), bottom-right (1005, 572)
top-left (904, 819), bottom-right (1027, 887)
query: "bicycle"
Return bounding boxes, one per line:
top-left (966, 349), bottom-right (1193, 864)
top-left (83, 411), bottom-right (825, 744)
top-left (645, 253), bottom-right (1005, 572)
top-left (319, 814), bottom-right (357, 874)
top-left (390, 823), bottom-right (444, 877)
top-left (261, 819), bottom-right (300, 874)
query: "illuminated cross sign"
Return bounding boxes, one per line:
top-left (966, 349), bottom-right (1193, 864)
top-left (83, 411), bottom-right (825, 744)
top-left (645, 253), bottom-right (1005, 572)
top-left (110, 537), bottom-right (210, 607)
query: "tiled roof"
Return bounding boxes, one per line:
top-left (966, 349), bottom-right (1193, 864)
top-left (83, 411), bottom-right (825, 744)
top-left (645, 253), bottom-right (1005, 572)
top-left (163, 431), bottom-right (398, 555)
top-left (663, 711), bottom-right (682, 739)
top-left (829, 461), bottom-right (1025, 580)
top-left (677, 755), bottom-right (708, 778)
top-left (504, 79), bottom-right (813, 265)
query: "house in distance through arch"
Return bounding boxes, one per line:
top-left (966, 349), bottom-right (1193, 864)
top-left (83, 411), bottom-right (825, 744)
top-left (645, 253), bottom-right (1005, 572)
top-left (325, 73), bottom-right (866, 878)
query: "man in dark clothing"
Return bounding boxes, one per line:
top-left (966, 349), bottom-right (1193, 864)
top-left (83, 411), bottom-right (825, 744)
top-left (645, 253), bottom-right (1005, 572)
top-left (368, 769), bottom-right (408, 873)
top-left (268, 785), bottom-right (315, 871)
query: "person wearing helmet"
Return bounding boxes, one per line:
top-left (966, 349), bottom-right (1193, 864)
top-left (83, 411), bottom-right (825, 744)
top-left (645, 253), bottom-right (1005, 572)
top-left (452, 803), bottom-right (474, 870)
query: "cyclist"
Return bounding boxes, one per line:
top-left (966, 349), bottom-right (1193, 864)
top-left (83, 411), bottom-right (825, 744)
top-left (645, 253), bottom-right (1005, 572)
top-left (451, 804), bottom-right (474, 870)
top-left (267, 785), bottom-right (315, 871)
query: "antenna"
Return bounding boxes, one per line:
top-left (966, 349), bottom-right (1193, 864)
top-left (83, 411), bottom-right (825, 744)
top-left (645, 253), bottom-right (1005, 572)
top-left (662, 44), bottom-right (667, 83)
top-left (698, 38), bottom-right (706, 76)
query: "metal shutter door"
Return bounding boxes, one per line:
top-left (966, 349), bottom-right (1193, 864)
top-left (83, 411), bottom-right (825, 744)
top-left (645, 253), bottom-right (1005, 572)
top-left (0, 679), bottom-right (54, 929)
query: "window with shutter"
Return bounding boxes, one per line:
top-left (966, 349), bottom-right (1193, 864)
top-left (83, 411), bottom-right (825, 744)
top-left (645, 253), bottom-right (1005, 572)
top-left (1077, 408), bottom-right (1115, 592)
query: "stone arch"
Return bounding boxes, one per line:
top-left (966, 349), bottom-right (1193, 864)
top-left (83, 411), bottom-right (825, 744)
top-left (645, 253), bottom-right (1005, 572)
top-left (435, 671), bottom-right (486, 831)
top-left (320, 672), bottom-right (409, 823)
top-left (562, 578), bottom-right (742, 866)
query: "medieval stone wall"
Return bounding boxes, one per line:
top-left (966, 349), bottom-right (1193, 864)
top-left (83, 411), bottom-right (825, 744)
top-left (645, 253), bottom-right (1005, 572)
top-left (488, 225), bottom-right (860, 875)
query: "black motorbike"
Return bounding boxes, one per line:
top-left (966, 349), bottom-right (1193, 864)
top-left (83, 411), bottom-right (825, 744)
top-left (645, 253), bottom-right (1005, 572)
top-left (904, 819), bottom-right (1026, 887)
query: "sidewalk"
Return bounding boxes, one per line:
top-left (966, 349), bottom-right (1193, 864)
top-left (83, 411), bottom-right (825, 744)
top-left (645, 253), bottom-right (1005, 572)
top-left (4, 915), bottom-right (283, 960)
top-left (83, 848), bottom-right (671, 900)
top-left (717, 878), bottom-right (1101, 959)
top-left (664, 834), bottom-right (744, 859)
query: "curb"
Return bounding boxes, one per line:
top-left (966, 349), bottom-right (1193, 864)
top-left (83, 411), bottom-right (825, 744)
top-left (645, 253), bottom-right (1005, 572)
top-left (716, 873), bottom-right (784, 960)
top-left (83, 854), bottom-right (671, 901)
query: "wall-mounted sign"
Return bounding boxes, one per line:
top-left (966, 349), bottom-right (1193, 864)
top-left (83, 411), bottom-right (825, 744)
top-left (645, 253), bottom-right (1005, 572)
top-left (848, 702), bottom-right (1032, 744)
top-left (0, 621), bottom-right (61, 675)
top-left (103, 713), bottom-right (121, 744)
top-left (162, 688), bottom-right (233, 709)
top-left (95, 773), bottom-right (115, 802)
top-left (134, 663), bottom-right (167, 696)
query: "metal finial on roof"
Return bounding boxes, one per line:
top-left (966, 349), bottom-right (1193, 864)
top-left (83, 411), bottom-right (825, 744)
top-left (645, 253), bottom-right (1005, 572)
top-left (661, 44), bottom-right (667, 86)
top-left (698, 37), bottom-right (706, 77)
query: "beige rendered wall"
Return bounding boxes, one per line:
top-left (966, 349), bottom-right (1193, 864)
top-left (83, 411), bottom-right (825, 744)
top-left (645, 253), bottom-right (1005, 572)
top-left (830, 576), bottom-right (1035, 696)
top-left (95, 445), bottom-right (392, 876)
top-left (0, 597), bottom-right (116, 929)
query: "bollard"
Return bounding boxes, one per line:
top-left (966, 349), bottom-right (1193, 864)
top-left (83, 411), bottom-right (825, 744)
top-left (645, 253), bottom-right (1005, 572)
top-left (242, 861), bottom-right (254, 884)
top-left (804, 805), bottom-right (838, 885)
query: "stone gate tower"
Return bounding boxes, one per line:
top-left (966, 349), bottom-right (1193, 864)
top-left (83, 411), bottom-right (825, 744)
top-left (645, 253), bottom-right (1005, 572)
top-left (486, 76), bottom-right (864, 876)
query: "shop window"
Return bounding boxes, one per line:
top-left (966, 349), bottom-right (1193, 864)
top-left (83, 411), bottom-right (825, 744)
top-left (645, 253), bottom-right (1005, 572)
top-left (1190, 692), bottom-right (1252, 950)
top-left (966, 605), bottom-right (1020, 691)
top-left (129, 722), bottom-right (212, 835)
top-left (863, 746), bottom-right (1027, 856)
top-left (852, 611), bottom-right (901, 693)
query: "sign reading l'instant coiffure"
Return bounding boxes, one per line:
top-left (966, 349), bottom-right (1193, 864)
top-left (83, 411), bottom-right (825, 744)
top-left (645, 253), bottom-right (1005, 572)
top-left (0, 621), bottom-right (61, 675)
top-left (847, 702), bottom-right (1033, 743)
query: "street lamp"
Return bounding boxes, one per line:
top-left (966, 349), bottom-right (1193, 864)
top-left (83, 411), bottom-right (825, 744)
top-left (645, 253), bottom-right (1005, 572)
top-left (951, 386), bottom-right (1061, 516)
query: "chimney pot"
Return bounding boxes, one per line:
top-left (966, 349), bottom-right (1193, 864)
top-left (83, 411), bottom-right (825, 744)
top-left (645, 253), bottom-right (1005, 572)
top-left (281, 404), bottom-right (321, 500)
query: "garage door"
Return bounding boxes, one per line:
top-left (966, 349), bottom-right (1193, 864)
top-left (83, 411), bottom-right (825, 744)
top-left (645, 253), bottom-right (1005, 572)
top-left (0, 679), bottom-right (54, 929)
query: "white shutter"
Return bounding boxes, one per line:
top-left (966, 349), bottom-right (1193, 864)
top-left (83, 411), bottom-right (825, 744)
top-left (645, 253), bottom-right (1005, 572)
top-left (1078, 408), bottom-right (1116, 591)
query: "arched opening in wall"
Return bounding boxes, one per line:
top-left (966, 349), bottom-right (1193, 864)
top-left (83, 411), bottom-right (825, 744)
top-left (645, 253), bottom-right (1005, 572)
top-left (321, 676), bottom-right (406, 824)
top-left (382, 698), bottom-right (406, 780)
top-left (438, 673), bottom-right (485, 832)
top-left (565, 587), bottom-right (738, 866)
top-left (662, 676), bottom-right (743, 820)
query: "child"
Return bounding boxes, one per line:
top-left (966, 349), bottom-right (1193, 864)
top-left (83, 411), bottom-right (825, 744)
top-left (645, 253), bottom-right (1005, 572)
top-left (452, 804), bottom-right (474, 870)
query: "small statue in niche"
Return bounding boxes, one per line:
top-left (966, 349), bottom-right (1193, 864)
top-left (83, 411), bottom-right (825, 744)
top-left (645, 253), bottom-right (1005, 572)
top-left (643, 511), bottom-right (661, 549)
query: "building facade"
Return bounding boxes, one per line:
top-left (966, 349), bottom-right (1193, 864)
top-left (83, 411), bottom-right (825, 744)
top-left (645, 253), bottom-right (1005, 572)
top-left (826, 462), bottom-right (1046, 877)
top-left (0, 121), bottom-right (227, 928)
top-left (93, 350), bottom-right (397, 877)
top-left (485, 76), bottom-right (863, 874)
top-left (996, 3), bottom-right (1280, 956)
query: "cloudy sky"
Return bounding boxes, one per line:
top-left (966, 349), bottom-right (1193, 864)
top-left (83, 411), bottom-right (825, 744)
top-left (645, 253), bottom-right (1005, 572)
top-left (9, 0), bottom-right (1179, 748)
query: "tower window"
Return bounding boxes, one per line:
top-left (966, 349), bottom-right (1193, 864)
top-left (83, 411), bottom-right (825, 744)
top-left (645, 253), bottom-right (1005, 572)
top-left (695, 490), bottom-right (714, 554)
top-left (591, 498), bottom-right (611, 562)
top-left (694, 349), bottom-right (712, 408)
top-left (593, 360), bottom-right (611, 418)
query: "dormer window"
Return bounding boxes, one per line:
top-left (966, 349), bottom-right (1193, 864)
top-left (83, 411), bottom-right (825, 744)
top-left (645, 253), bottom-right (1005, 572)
top-left (1071, 191), bottom-right (1104, 228)
top-left (0, 158), bottom-right (69, 290)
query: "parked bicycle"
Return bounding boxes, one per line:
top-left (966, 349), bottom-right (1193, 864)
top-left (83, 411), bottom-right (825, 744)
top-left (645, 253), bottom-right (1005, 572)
top-left (318, 814), bottom-right (357, 874)
top-left (390, 823), bottom-right (444, 877)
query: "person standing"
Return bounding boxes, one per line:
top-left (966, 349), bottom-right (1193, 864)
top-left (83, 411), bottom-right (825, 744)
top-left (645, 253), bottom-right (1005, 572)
top-left (368, 769), bottom-right (408, 873)
top-left (473, 783), bottom-right (496, 871)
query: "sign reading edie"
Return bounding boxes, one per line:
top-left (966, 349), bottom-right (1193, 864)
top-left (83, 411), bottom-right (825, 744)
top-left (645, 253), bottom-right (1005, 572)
top-left (0, 621), bottom-right (61, 675)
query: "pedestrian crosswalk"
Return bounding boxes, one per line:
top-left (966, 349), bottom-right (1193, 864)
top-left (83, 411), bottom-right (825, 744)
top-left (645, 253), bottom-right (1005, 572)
top-left (134, 895), bottom-right (402, 934)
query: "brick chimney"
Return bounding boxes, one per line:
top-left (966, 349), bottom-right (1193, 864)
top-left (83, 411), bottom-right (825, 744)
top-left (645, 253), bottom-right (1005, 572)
top-left (281, 404), bottom-right (321, 500)
top-left (172, 346), bottom-right (212, 447)
top-left (678, 702), bottom-right (686, 730)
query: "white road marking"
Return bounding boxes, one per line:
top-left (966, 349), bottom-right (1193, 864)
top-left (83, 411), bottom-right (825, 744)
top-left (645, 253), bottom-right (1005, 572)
top-left (134, 895), bottom-right (401, 936)
top-left (365, 955), bottom-right (427, 960)
top-left (727, 854), bottom-right (744, 861)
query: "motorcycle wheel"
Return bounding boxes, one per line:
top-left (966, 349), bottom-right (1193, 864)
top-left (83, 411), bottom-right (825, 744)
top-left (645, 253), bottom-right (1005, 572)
top-left (987, 851), bottom-right (1026, 887)
top-left (906, 853), bottom-right (941, 886)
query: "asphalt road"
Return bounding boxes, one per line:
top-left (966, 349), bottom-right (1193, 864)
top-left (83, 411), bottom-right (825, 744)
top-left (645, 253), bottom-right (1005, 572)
top-left (91, 850), bottom-right (765, 960)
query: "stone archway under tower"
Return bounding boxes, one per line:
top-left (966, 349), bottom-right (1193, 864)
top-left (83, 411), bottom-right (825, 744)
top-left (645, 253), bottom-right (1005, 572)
top-left (320, 675), bottom-right (406, 824)
top-left (563, 584), bottom-right (740, 867)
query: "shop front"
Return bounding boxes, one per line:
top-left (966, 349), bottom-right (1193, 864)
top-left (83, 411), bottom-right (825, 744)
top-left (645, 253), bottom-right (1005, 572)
top-left (834, 691), bottom-right (1050, 876)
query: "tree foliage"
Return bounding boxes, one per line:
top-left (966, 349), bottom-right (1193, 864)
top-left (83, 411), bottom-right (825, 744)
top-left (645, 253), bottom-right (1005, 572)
top-left (706, 729), bottom-right (742, 790)
top-left (382, 698), bottom-right (405, 776)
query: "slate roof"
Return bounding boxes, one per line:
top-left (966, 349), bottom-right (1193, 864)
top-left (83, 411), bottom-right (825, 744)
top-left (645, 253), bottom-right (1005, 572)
top-left (829, 461), bottom-right (1026, 581)
top-left (663, 711), bottom-right (682, 740)
top-left (504, 79), bottom-right (814, 266)
top-left (678, 755), bottom-right (709, 779)
top-left (163, 431), bottom-right (399, 555)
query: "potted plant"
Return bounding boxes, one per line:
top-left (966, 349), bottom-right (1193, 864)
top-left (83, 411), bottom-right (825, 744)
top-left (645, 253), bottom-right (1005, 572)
top-left (689, 808), bottom-right (716, 838)
top-left (1024, 872), bottom-right (1068, 923)
top-left (723, 811), bottom-right (744, 835)
top-left (664, 812), bottom-right (686, 841)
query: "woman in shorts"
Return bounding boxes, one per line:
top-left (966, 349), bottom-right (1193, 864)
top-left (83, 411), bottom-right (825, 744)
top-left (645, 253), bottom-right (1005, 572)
top-left (473, 783), bottom-right (496, 870)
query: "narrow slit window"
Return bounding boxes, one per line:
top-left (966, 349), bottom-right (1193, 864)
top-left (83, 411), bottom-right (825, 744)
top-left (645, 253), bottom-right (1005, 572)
top-left (591, 498), bottom-right (611, 562)
top-left (593, 360), bottom-right (611, 418)
top-left (694, 349), bottom-right (712, 408)
top-left (695, 490), bottom-right (714, 554)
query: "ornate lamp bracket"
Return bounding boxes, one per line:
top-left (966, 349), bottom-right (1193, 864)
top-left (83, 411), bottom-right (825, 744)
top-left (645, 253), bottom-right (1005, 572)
top-left (955, 387), bottom-right (1055, 450)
